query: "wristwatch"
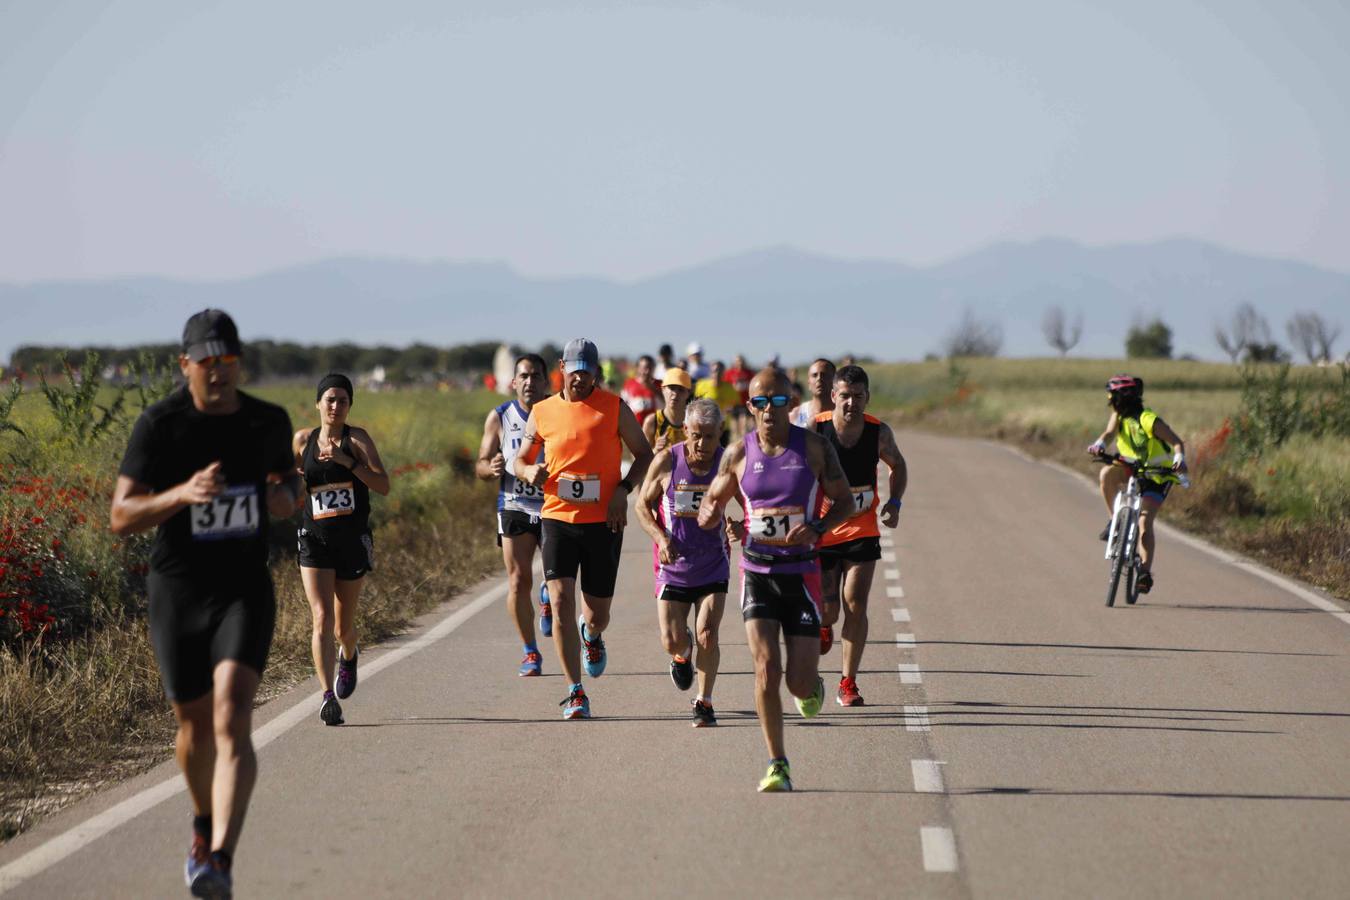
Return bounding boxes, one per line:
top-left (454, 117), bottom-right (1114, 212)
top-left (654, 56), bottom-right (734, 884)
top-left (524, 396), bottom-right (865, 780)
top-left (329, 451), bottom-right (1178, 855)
top-left (809, 520), bottom-right (828, 536)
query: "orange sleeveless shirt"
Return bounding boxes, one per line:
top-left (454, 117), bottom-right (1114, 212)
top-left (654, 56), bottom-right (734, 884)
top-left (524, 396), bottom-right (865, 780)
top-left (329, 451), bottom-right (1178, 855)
top-left (532, 387), bottom-right (623, 524)
top-left (814, 410), bottom-right (882, 546)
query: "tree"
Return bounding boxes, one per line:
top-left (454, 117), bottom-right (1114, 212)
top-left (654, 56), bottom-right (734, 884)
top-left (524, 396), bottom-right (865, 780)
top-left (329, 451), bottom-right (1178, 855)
top-left (1041, 305), bottom-right (1083, 357)
top-left (942, 308), bottom-right (1003, 358)
top-left (1215, 303), bottom-right (1272, 363)
top-left (1126, 317), bottom-right (1172, 359)
top-left (1286, 312), bottom-right (1342, 364)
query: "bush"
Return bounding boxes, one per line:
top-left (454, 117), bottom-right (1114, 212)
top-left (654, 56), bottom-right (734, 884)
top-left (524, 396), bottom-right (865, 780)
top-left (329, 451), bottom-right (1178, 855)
top-left (1126, 318), bottom-right (1173, 359)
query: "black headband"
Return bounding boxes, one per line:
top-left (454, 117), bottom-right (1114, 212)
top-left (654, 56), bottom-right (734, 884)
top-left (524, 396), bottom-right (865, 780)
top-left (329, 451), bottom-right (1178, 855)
top-left (316, 373), bottom-right (354, 405)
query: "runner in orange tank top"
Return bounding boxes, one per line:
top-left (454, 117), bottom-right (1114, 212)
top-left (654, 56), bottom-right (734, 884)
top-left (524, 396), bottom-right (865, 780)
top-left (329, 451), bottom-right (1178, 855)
top-left (515, 338), bottom-right (654, 720)
top-left (808, 364), bottom-right (907, 707)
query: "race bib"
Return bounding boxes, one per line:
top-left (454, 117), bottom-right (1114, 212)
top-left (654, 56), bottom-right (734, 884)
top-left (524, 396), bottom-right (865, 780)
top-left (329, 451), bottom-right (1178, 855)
top-left (310, 481), bottom-right (356, 520)
top-left (671, 481), bottom-right (706, 518)
top-left (557, 472), bottom-right (601, 504)
top-left (190, 485), bottom-right (260, 541)
top-left (746, 505), bottom-right (805, 546)
top-left (506, 476), bottom-right (543, 500)
top-left (850, 485), bottom-right (876, 514)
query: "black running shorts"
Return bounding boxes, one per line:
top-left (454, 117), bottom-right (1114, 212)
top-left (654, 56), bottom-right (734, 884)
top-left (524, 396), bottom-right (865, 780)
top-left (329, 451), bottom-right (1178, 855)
top-left (496, 509), bottom-right (542, 547)
top-left (818, 536), bottom-right (882, 573)
top-left (657, 581), bottom-right (728, 604)
top-left (740, 569), bottom-right (823, 637)
top-left (541, 519), bottom-right (623, 598)
top-left (297, 528), bottom-right (374, 581)
top-left (147, 570), bottom-right (276, 703)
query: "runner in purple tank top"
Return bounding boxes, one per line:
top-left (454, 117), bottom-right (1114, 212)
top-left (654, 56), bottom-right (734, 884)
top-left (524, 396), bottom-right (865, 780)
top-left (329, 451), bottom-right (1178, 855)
top-left (698, 368), bottom-right (853, 792)
top-left (636, 399), bottom-right (729, 727)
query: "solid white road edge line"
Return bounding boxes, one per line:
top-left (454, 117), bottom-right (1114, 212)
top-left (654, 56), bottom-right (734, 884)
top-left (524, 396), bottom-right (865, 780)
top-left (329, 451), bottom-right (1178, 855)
top-left (0, 579), bottom-right (509, 895)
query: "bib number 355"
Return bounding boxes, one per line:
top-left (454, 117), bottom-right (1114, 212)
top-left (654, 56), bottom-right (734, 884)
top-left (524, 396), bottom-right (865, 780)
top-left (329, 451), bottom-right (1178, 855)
top-left (191, 485), bottom-right (260, 541)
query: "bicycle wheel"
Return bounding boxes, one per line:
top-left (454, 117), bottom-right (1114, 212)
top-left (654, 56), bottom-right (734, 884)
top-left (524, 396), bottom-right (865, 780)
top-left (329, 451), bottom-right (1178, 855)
top-left (1104, 508), bottom-right (1130, 607)
top-left (1124, 524), bottom-right (1140, 605)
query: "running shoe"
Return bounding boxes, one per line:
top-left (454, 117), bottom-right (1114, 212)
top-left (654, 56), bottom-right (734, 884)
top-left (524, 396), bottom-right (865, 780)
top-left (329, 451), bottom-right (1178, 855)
top-left (836, 676), bottom-right (864, 707)
top-left (319, 690), bottom-right (344, 726)
top-left (539, 584), bottom-right (553, 637)
top-left (579, 614), bottom-right (607, 678)
top-left (691, 698), bottom-right (717, 728)
top-left (518, 649), bottom-right (543, 677)
top-left (560, 688), bottom-right (591, 720)
top-left (794, 676), bottom-right (824, 719)
top-left (820, 625), bottom-right (834, 656)
top-left (1137, 570), bottom-right (1154, 594)
top-left (335, 646), bottom-right (358, 699)
top-left (185, 835), bottom-right (231, 898)
top-left (758, 759), bottom-right (793, 793)
top-left (670, 627), bottom-right (694, 691)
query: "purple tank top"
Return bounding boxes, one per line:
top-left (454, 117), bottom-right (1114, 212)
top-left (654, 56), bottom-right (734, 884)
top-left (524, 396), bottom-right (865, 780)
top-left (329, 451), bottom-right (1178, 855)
top-left (739, 426), bottom-right (820, 574)
top-left (656, 444), bottom-right (730, 587)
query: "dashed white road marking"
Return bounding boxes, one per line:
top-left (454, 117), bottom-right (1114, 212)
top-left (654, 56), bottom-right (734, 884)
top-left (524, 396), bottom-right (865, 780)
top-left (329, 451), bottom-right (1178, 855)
top-left (921, 827), bottom-right (958, 872)
top-left (885, 585), bottom-right (905, 599)
top-left (904, 705), bottom-right (931, 732)
top-left (896, 632), bottom-right (916, 647)
top-left (891, 608), bottom-right (911, 622)
top-left (881, 550), bottom-right (896, 562)
top-left (911, 760), bottom-right (946, 793)
top-left (898, 663), bottom-right (923, 684)
top-left (884, 568), bottom-right (899, 580)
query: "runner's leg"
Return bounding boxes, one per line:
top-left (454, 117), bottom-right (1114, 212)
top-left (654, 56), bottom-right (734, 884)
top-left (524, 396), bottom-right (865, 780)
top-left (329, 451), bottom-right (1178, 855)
top-left (210, 659), bottom-right (260, 855)
top-left (784, 633), bottom-right (823, 699)
top-left (170, 693), bottom-right (215, 821)
top-left (548, 578), bottom-right (581, 684)
top-left (695, 592), bottom-right (725, 697)
top-left (746, 618), bottom-right (786, 759)
top-left (502, 532), bottom-right (539, 646)
top-left (301, 567), bottom-right (337, 692)
top-left (334, 575), bottom-right (362, 661)
top-left (659, 598), bottom-right (693, 658)
top-left (819, 561), bottom-right (842, 628)
top-left (839, 559), bottom-right (876, 681)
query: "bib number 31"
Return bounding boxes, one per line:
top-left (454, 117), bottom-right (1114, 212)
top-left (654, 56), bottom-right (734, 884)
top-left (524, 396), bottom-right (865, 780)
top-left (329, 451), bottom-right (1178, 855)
top-left (191, 485), bottom-right (260, 541)
top-left (746, 505), bottom-right (805, 546)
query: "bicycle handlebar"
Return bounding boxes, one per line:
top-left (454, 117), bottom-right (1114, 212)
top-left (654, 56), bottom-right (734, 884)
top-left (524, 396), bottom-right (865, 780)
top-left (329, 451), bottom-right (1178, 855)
top-left (1090, 452), bottom-right (1177, 479)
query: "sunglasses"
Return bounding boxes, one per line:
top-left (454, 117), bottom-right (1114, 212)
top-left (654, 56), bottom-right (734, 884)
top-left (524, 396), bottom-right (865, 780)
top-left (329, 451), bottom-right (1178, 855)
top-left (195, 354), bottom-right (239, 368)
top-left (748, 394), bottom-right (791, 409)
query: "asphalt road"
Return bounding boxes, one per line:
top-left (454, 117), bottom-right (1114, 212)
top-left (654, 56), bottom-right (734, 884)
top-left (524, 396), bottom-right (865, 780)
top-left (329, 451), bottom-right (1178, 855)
top-left (2, 431), bottom-right (1348, 898)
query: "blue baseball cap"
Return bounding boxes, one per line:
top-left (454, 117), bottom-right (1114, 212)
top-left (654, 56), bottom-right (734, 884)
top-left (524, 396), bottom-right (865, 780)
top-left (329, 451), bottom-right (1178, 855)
top-left (562, 338), bottom-right (599, 373)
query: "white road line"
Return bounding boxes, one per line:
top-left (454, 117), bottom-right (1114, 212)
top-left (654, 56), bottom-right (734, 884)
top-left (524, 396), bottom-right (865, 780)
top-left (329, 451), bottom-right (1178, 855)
top-left (891, 608), bottom-right (911, 622)
top-left (898, 663), bottom-right (923, 684)
top-left (911, 760), bottom-right (946, 794)
top-left (886, 585), bottom-right (905, 599)
top-left (0, 580), bottom-right (509, 895)
top-left (921, 827), bottom-right (958, 872)
top-left (904, 705), bottom-right (931, 732)
top-left (881, 551), bottom-right (896, 562)
top-left (896, 632), bottom-right (916, 647)
top-left (884, 568), bottom-right (899, 580)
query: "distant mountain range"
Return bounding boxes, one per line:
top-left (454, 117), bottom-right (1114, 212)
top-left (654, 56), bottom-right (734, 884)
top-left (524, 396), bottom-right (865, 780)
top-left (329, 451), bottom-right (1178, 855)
top-left (3, 238), bottom-right (1346, 365)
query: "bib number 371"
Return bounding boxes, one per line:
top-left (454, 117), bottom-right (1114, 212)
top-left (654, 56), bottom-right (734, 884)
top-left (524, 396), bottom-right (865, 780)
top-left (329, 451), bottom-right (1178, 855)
top-left (190, 485), bottom-right (259, 541)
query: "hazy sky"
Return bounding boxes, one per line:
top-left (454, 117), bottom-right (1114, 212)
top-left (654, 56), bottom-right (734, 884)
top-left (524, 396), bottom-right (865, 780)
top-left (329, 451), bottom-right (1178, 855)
top-left (2, 0), bottom-right (1347, 283)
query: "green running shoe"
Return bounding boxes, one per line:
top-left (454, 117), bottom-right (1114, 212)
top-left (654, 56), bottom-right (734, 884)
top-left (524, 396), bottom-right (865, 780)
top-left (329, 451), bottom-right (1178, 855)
top-left (758, 759), bottom-right (793, 792)
top-left (794, 676), bottom-right (824, 719)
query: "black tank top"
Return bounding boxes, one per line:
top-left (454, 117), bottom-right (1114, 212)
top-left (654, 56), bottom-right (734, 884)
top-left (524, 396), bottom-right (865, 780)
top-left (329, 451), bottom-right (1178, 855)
top-left (817, 416), bottom-right (880, 487)
top-left (301, 426), bottom-right (371, 535)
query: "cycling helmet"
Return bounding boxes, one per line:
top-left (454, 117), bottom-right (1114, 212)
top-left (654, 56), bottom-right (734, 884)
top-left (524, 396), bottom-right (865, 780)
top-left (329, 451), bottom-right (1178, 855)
top-left (1106, 374), bottom-right (1143, 395)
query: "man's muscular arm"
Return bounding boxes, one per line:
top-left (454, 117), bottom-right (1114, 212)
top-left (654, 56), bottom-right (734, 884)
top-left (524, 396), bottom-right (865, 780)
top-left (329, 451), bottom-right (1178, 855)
top-left (697, 439), bottom-right (744, 531)
top-left (878, 422), bottom-right (907, 528)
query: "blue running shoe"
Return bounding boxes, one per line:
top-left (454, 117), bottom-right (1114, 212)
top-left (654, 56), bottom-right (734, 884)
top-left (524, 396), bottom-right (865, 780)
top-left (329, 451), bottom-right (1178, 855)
top-left (518, 649), bottom-right (543, 677)
top-left (560, 688), bottom-right (591, 719)
top-left (539, 584), bottom-right (553, 637)
top-left (185, 835), bottom-right (231, 898)
top-left (579, 614), bottom-right (607, 678)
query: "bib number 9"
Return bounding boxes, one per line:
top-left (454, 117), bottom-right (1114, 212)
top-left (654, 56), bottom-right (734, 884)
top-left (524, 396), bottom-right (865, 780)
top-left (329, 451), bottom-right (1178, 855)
top-left (191, 486), bottom-right (259, 541)
top-left (746, 506), bottom-right (805, 545)
top-left (310, 481), bottom-right (355, 520)
top-left (558, 472), bottom-right (600, 504)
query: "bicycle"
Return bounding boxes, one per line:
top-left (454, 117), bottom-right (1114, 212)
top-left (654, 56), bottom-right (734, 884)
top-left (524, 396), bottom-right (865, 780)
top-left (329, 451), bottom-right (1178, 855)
top-left (1093, 454), bottom-right (1188, 607)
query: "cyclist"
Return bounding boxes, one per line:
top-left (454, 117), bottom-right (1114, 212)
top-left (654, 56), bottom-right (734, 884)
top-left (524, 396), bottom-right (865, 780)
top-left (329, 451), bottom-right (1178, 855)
top-left (1087, 374), bottom-right (1188, 594)
top-left (294, 373), bottom-right (390, 726)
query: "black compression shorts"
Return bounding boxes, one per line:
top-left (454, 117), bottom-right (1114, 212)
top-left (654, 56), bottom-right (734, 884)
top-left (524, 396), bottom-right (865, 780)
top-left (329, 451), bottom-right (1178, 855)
top-left (542, 519), bottom-right (623, 598)
top-left (297, 527), bottom-right (374, 581)
top-left (657, 581), bottom-right (728, 603)
top-left (817, 536), bottom-right (882, 573)
top-left (740, 569), bottom-right (823, 637)
top-left (147, 570), bottom-right (276, 702)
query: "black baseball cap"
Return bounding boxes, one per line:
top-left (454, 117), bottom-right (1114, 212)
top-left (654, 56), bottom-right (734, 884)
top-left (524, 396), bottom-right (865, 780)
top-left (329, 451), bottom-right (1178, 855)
top-left (182, 309), bottom-right (243, 362)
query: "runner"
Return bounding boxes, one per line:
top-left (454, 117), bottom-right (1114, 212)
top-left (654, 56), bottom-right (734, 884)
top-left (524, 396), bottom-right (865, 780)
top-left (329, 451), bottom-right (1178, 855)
top-left (110, 310), bottom-right (298, 898)
top-left (724, 354), bottom-right (754, 439)
top-left (514, 338), bottom-right (654, 719)
top-left (697, 368), bottom-right (853, 791)
top-left (294, 373), bottom-right (390, 726)
top-left (810, 365), bottom-right (907, 705)
top-left (695, 360), bottom-right (740, 415)
top-left (476, 353), bottom-right (552, 676)
top-left (1087, 374), bottom-right (1188, 593)
top-left (791, 358), bottom-right (836, 426)
top-left (685, 342), bottom-right (711, 380)
top-left (621, 354), bottom-right (660, 427)
top-left (653, 343), bottom-right (677, 381)
top-left (643, 367), bottom-right (693, 453)
top-left (634, 398), bottom-right (729, 727)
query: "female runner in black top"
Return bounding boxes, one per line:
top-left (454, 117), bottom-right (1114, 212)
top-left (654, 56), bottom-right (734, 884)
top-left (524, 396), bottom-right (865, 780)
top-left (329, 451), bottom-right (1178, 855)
top-left (292, 373), bottom-right (390, 725)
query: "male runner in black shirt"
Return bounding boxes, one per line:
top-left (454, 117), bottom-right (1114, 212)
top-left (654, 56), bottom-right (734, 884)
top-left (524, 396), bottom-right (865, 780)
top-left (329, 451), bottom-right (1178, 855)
top-left (111, 310), bottom-right (298, 899)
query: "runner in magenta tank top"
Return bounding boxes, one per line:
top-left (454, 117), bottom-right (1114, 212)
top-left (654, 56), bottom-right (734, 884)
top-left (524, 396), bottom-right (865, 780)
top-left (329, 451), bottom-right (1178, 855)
top-left (697, 368), bottom-right (855, 792)
top-left (636, 399), bottom-right (729, 727)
